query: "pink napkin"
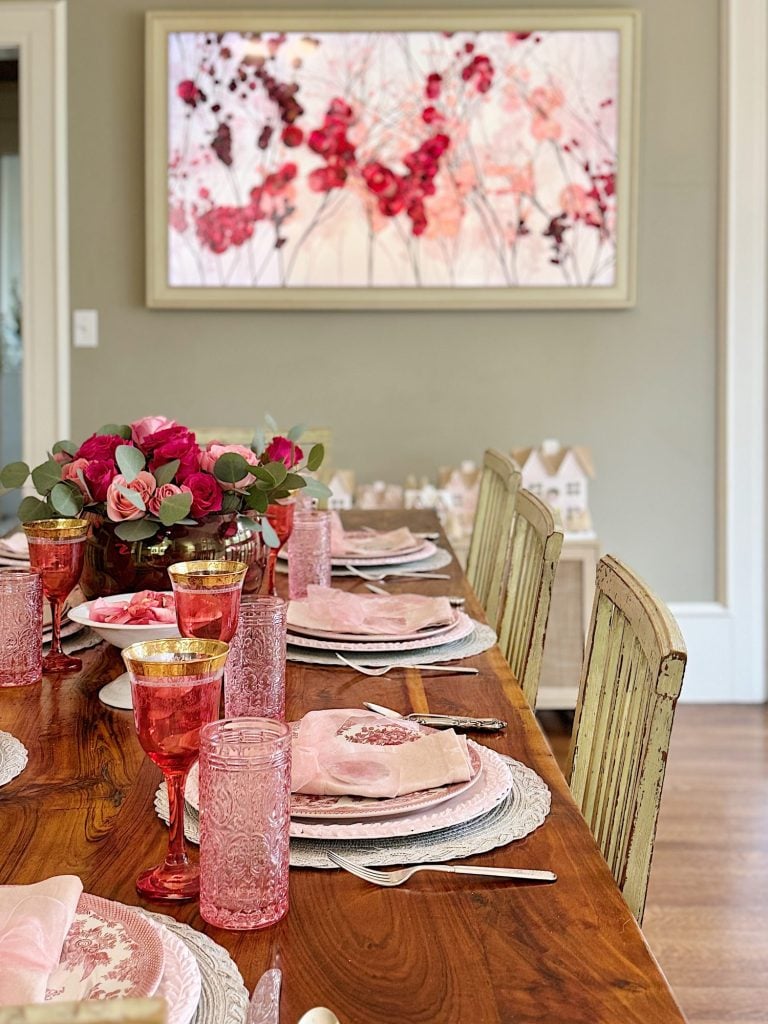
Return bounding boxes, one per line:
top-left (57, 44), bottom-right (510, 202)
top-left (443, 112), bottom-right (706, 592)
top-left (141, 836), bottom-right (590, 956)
top-left (291, 709), bottom-right (472, 798)
top-left (288, 586), bottom-right (453, 636)
top-left (0, 875), bottom-right (83, 1004)
top-left (330, 512), bottom-right (418, 558)
top-left (0, 533), bottom-right (29, 559)
top-left (89, 590), bottom-right (176, 625)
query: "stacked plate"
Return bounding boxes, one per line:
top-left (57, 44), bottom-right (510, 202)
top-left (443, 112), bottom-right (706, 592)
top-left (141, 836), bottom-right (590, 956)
top-left (46, 891), bottom-right (247, 1024)
top-left (278, 531), bottom-right (453, 578)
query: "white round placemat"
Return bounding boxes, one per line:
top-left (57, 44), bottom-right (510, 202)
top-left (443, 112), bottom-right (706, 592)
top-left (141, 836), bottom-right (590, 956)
top-left (286, 621), bottom-right (496, 667)
top-left (0, 731), bottom-right (28, 786)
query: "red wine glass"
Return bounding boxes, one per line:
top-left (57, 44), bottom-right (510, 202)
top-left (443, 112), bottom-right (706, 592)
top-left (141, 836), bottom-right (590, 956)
top-left (168, 561), bottom-right (248, 643)
top-left (264, 500), bottom-right (295, 596)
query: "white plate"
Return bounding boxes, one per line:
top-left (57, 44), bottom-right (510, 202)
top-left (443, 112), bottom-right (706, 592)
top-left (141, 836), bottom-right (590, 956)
top-left (286, 609), bottom-right (460, 645)
top-left (286, 611), bottom-right (475, 653)
top-left (154, 918), bottom-right (202, 1024)
top-left (279, 540), bottom-right (438, 567)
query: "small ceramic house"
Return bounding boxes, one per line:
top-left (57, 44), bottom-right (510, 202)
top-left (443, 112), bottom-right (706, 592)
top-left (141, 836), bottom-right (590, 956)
top-left (326, 469), bottom-right (356, 510)
top-left (511, 440), bottom-right (595, 533)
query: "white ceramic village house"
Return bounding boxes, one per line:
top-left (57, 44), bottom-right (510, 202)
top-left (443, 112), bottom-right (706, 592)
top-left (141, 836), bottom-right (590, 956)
top-left (511, 440), bottom-right (595, 534)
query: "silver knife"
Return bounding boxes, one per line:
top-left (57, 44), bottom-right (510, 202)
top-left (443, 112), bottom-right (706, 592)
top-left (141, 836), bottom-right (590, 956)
top-left (248, 968), bottom-right (281, 1024)
top-left (364, 701), bottom-right (507, 732)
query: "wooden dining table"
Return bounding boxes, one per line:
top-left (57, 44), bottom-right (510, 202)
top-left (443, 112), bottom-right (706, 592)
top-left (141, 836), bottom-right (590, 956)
top-left (0, 510), bottom-right (686, 1024)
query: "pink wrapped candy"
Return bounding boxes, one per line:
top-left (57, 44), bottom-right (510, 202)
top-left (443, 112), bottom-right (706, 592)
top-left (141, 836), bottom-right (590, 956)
top-left (89, 590), bottom-right (176, 625)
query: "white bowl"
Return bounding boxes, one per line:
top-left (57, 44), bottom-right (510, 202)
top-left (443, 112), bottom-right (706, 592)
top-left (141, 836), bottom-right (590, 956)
top-left (69, 594), bottom-right (180, 710)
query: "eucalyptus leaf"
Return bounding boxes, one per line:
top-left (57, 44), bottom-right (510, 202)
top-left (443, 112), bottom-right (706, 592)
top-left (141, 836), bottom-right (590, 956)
top-left (303, 478), bottom-right (332, 500)
top-left (251, 428), bottom-right (265, 456)
top-left (17, 496), bottom-right (52, 523)
top-left (116, 484), bottom-right (146, 512)
top-left (214, 452), bottom-right (250, 485)
top-left (116, 444), bottom-right (145, 483)
top-left (49, 482), bottom-right (84, 517)
top-left (264, 412), bottom-right (278, 433)
top-left (114, 519), bottom-right (159, 543)
top-left (287, 423), bottom-right (307, 442)
top-left (154, 459), bottom-right (180, 486)
top-left (174, 518), bottom-right (198, 526)
top-left (0, 461), bottom-right (29, 490)
top-left (96, 424), bottom-right (132, 439)
top-left (269, 488), bottom-right (291, 501)
top-left (261, 517), bottom-right (280, 548)
top-left (306, 443), bottom-right (325, 472)
top-left (263, 461), bottom-right (287, 486)
top-left (220, 491), bottom-right (242, 513)
top-left (283, 472), bottom-right (306, 491)
top-left (52, 440), bottom-right (78, 457)
top-left (246, 488), bottom-right (269, 514)
top-left (253, 465), bottom-right (276, 485)
top-left (31, 460), bottom-right (62, 494)
top-left (158, 491), bottom-right (193, 527)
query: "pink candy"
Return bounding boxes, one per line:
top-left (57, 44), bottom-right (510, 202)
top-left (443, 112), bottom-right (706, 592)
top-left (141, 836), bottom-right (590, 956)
top-left (89, 590), bottom-right (176, 625)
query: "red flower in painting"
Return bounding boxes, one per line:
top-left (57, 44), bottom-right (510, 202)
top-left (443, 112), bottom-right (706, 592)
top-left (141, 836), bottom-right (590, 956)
top-left (177, 80), bottom-right (205, 108)
top-left (308, 162), bottom-right (348, 193)
top-left (461, 54), bottom-right (494, 93)
top-left (196, 205), bottom-right (255, 253)
top-left (212, 122), bottom-right (233, 166)
top-left (422, 106), bottom-right (444, 125)
top-left (425, 73), bottom-right (442, 100)
top-left (282, 125), bottom-right (303, 147)
top-left (362, 163), bottom-right (399, 198)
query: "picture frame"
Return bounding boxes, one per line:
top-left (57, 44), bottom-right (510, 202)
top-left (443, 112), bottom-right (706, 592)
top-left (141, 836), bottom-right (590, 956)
top-left (146, 9), bottom-right (640, 310)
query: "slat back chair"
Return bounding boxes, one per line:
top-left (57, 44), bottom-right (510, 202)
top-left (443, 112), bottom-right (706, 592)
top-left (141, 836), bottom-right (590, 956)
top-left (497, 489), bottom-right (563, 708)
top-left (466, 449), bottom-right (521, 629)
top-left (566, 555), bottom-right (686, 924)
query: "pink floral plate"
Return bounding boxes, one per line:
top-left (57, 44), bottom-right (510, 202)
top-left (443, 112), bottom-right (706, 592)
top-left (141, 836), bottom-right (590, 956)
top-left (46, 893), bottom-right (166, 1002)
top-left (285, 611), bottom-right (475, 653)
top-left (286, 608), bottom-right (460, 645)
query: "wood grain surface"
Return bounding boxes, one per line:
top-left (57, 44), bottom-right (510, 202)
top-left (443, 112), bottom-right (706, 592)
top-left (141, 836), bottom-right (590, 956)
top-left (0, 511), bottom-right (686, 1024)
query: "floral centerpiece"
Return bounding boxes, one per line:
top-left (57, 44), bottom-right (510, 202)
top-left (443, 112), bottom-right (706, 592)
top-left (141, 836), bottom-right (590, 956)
top-left (0, 415), bottom-right (328, 597)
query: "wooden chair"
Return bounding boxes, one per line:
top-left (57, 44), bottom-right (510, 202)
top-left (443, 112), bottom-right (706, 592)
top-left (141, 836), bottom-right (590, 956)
top-left (465, 449), bottom-right (521, 629)
top-left (497, 489), bottom-right (563, 708)
top-left (566, 555), bottom-right (687, 923)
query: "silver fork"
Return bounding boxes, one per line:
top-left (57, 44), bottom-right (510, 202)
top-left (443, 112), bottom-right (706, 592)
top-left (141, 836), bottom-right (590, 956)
top-left (345, 564), bottom-right (451, 582)
top-left (364, 582), bottom-right (465, 607)
top-left (327, 851), bottom-right (556, 886)
top-left (336, 653), bottom-right (477, 676)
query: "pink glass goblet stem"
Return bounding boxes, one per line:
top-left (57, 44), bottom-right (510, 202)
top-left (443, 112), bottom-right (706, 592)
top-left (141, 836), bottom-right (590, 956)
top-left (265, 502), bottom-right (294, 597)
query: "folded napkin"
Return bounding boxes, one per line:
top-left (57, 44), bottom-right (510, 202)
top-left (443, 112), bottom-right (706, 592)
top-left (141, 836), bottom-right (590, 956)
top-left (89, 590), bottom-right (176, 626)
top-left (330, 512), bottom-right (418, 558)
top-left (0, 875), bottom-right (83, 1004)
top-left (0, 533), bottom-right (29, 559)
top-left (291, 709), bottom-right (472, 798)
top-left (288, 586), bottom-right (453, 637)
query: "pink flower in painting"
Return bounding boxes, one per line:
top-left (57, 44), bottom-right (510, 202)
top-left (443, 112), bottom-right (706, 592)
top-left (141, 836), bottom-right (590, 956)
top-left (131, 415), bottom-right (177, 447)
top-left (182, 472), bottom-right (224, 517)
top-left (264, 436), bottom-right (303, 468)
top-left (169, 202), bottom-right (188, 233)
top-left (177, 80), bottom-right (205, 108)
top-left (527, 85), bottom-right (564, 141)
top-left (61, 458), bottom-right (92, 500)
top-left (308, 162), bottom-right (348, 193)
top-left (461, 54), bottom-right (494, 94)
top-left (560, 184), bottom-right (591, 219)
top-left (200, 443), bottom-right (260, 490)
top-left (196, 205), bottom-right (255, 253)
top-left (148, 483), bottom-right (183, 516)
top-left (106, 472), bottom-right (156, 522)
top-left (425, 73), bottom-right (442, 100)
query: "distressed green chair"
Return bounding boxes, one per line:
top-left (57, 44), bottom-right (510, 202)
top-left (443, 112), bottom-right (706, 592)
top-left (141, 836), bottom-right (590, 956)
top-left (465, 449), bottom-right (521, 629)
top-left (497, 489), bottom-right (563, 708)
top-left (566, 555), bottom-right (687, 924)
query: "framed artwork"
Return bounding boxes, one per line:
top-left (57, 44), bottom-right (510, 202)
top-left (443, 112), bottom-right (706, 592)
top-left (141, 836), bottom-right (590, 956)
top-left (146, 10), bottom-right (639, 309)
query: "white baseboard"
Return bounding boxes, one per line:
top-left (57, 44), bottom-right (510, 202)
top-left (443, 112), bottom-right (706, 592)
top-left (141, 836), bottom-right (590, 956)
top-left (667, 602), bottom-right (763, 703)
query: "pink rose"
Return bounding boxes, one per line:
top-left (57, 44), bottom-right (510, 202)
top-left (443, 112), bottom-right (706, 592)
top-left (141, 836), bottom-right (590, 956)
top-left (75, 433), bottom-right (127, 462)
top-left (131, 415), bottom-right (177, 447)
top-left (199, 443), bottom-right (259, 490)
top-left (61, 458), bottom-right (92, 500)
top-left (182, 472), bottom-right (224, 517)
top-left (84, 460), bottom-right (116, 503)
top-left (106, 472), bottom-right (156, 522)
top-left (142, 425), bottom-right (200, 482)
top-left (148, 482), bottom-right (183, 516)
top-left (265, 435), bottom-right (303, 468)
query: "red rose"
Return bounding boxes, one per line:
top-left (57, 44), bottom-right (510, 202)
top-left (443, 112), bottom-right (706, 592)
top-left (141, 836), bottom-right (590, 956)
top-left (75, 433), bottom-right (127, 462)
top-left (182, 472), bottom-right (224, 518)
top-left (84, 459), bottom-right (117, 502)
top-left (142, 425), bottom-right (200, 482)
top-left (265, 436), bottom-right (303, 468)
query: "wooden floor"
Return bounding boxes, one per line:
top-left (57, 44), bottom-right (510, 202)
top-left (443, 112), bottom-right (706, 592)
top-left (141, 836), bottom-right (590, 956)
top-left (540, 705), bottom-right (768, 1024)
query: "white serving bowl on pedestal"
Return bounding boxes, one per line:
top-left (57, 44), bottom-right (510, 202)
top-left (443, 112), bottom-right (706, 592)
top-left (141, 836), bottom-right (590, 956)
top-left (68, 596), bottom-right (180, 709)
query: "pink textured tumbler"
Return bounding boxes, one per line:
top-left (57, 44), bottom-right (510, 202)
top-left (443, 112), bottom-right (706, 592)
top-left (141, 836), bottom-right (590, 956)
top-left (224, 597), bottom-right (287, 720)
top-left (287, 509), bottom-right (332, 600)
top-left (199, 718), bottom-right (291, 930)
top-left (0, 568), bottom-right (43, 687)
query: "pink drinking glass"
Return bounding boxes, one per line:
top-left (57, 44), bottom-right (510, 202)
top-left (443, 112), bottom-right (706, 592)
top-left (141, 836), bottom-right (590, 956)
top-left (264, 500), bottom-right (295, 597)
top-left (225, 597), bottom-right (287, 720)
top-left (287, 509), bottom-right (332, 600)
top-left (168, 561), bottom-right (248, 643)
top-left (23, 519), bottom-right (88, 674)
top-left (0, 568), bottom-right (43, 687)
top-left (199, 717), bottom-right (291, 930)
top-left (123, 637), bottom-right (229, 902)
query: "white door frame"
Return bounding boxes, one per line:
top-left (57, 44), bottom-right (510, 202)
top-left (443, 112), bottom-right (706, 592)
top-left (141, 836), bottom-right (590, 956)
top-left (669, 0), bottom-right (767, 702)
top-left (0, 1), bottom-right (68, 465)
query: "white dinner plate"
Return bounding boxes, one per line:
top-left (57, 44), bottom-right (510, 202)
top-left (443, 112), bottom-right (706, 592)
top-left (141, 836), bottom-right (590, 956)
top-left (286, 611), bottom-right (475, 653)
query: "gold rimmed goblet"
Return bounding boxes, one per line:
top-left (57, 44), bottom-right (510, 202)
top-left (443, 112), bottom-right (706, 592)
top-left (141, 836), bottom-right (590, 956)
top-left (167, 560), bottom-right (248, 644)
top-left (23, 518), bottom-right (89, 674)
top-left (122, 637), bottom-right (229, 901)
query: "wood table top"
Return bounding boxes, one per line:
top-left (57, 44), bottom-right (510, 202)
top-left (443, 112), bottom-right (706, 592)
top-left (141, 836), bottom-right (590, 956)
top-left (0, 510), bottom-right (686, 1024)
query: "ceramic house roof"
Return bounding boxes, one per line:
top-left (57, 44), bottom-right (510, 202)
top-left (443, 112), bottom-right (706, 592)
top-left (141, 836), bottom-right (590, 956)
top-left (511, 445), bottom-right (596, 479)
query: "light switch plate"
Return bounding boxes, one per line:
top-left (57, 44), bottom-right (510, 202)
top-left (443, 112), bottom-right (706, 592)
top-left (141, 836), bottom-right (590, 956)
top-left (73, 309), bottom-right (98, 348)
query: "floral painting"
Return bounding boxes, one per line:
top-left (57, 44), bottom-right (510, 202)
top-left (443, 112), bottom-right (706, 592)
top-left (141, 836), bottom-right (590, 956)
top-left (148, 14), bottom-right (637, 307)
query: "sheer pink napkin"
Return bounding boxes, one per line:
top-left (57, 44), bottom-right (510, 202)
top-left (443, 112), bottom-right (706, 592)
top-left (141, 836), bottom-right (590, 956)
top-left (89, 590), bottom-right (176, 625)
top-left (291, 709), bottom-right (472, 798)
top-left (0, 533), bottom-right (29, 559)
top-left (330, 512), bottom-right (418, 558)
top-left (288, 586), bottom-right (453, 636)
top-left (0, 875), bottom-right (83, 1004)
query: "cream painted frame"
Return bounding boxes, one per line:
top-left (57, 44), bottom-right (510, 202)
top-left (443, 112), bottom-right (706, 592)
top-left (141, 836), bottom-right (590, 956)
top-left (146, 8), bottom-right (640, 310)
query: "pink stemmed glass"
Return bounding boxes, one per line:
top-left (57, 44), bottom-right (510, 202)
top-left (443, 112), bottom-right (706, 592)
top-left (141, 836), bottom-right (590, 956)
top-left (23, 518), bottom-right (89, 674)
top-left (168, 561), bottom-right (248, 643)
top-left (122, 637), bottom-right (229, 902)
top-left (264, 500), bottom-right (295, 596)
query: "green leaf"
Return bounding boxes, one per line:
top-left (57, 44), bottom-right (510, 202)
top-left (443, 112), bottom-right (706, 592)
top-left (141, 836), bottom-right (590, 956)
top-left (287, 422), bottom-right (306, 442)
top-left (96, 424), bottom-right (132, 439)
top-left (303, 478), bottom-right (332, 500)
top-left (116, 484), bottom-right (146, 512)
top-left (306, 443), bottom-right (325, 472)
top-left (31, 460), bottom-right (62, 494)
top-left (0, 461), bottom-right (29, 490)
top-left (251, 428), bottom-right (265, 456)
top-left (214, 452), bottom-right (250, 485)
top-left (49, 482), bottom-right (84, 517)
top-left (114, 519), bottom-right (159, 543)
top-left (116, 444), bottom-right (145, 483)
top-left (253, 465), bottom-right (276, 485)
top-left (220, 491), bottom-right (242, 513)
top-left (261, 517), bottom-right (280, 548)
top-left (154, 459), bottom-right (180, 486)
top-left (269, 488), bottom-right (291, 501)
top-left (52, 440), bottom-right (78, 457)
top-left (264, 412), bottom-right (278, 433)
top-left (246, 488), bottom-right (269, 514)
top-left (17, 496), bottom-right (52, 522)
top-left (263, 461), bottom-right (287, 486)
top-left (283, 472), bottom-right (306, 491)
top-left (158, 490), bottom-right (193, 526)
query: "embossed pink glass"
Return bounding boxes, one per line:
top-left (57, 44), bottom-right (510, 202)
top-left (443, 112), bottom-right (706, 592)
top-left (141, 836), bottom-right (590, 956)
top-left (0, 568), bottom-right (43, 687)
top-left (287, 509), bottom-right (332, 600)
top-left (199, 718), bottom-right (291, 930)
top-left (224, 598), bottom-right (287, 720)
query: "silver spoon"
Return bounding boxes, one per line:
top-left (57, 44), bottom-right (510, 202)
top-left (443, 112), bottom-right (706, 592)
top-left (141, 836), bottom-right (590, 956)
top-left (297, 1010), bottom-right (341, 1024)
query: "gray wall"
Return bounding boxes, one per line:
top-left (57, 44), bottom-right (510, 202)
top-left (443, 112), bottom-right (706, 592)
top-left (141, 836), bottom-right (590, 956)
top-left (67, 0), bottom-right (719, 601)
